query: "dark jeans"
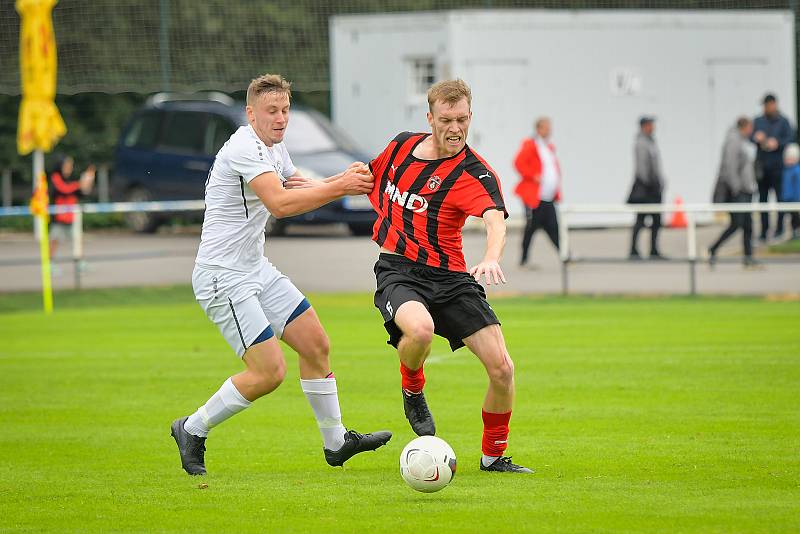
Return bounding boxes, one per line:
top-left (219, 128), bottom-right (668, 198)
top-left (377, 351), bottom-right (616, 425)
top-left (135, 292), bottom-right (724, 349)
top-left (630, 213), bottom-right (661, 255)
top-left (521, 200), bottom-right (559, 263)
top-left (709, 194), bottom-right (753, 258)
top-left (758, 166), bottom-right (785, 237)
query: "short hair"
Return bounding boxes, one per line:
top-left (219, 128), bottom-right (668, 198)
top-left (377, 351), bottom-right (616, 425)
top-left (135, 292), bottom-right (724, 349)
top-left (763, 93), bottom-right (777, 105)
top-left (736, 116), bottom-right (751, 130)
top-left (246, 73), bottom-right (292, 106)
top-left (784, 143), bottom-right (800, 164)
top-left (427, 79), bottom-right (471, 112)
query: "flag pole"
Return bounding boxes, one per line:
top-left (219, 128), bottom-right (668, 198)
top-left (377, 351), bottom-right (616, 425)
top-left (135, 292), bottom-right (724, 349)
top-left (30, 156), bottom-right (53, 314)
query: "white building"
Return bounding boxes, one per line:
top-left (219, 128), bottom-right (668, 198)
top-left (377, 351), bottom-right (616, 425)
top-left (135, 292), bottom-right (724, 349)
top-left (331, 9), bottom-right (796, 224)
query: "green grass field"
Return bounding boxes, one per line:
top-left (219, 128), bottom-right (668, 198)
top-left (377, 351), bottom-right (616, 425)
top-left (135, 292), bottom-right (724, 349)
top-left (1, 287), bottom-right (799, 533)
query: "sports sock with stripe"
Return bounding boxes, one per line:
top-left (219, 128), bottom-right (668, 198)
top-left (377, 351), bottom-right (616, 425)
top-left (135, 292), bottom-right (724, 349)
top-left (400, 362), bottom-right (425, 394)
top-left (481, 409), bottom-right (511, 458)
top-left (301, 375), bottom-right (347, 451)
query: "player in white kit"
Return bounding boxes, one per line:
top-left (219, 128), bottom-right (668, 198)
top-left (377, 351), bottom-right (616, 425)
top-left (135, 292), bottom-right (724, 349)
top-left (171, 74), bottom-right (391, 475)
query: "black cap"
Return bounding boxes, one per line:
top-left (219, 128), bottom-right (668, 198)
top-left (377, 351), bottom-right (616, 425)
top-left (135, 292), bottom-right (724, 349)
top-left (639, 116), bottom-right (655, 126)
top-left (763, 93), bottom-right (777, 104)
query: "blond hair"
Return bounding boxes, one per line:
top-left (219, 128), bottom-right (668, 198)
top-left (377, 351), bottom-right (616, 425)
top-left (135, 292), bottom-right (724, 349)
top-left (427, 79), bottom-right (471, 112)
top-left (246, 73), bottom-right (292, 106)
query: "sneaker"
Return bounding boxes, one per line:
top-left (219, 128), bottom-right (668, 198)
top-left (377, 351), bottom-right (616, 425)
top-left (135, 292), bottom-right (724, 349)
top-left (479, 456), bottom-right (533, 474)
top-left (170, 417), bottom-right (207, 476)
top-left (403, 390), bottom-right (436, 436)
top-left (707, 248), bottom-right (717, 269)
top-left (324, 429), bottom-right (392, 467)
top-left (649, 252), bottom-right (667, 261)
top-left (629, 251), bottom-right (642, 261)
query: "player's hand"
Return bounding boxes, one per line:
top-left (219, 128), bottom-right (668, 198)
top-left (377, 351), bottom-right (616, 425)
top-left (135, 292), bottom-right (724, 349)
top-left (284, 176), bottom-right (319, 189)
top-left (753, 131), bottom-right (766, 143)
top-left (469, 260), bottom-right (507, 286)
top-left (340, 166), bottom-right (374, 195)
top-left (765, 137), bottom-right (779, 151)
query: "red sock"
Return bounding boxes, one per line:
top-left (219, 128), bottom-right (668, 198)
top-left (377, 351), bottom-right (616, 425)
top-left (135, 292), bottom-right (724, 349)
top-left (482, 410), bottom-right (511, 456)
top-left (400, 362), bottom-right (425, 394)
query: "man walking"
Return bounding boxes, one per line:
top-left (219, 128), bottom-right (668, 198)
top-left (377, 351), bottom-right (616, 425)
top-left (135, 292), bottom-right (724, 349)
top-left (627, 116), bottom-right (665, 260)
top-left (513, 117), bottom-right (562, 266)
top-left (709, 117), bottom-right (758, 267)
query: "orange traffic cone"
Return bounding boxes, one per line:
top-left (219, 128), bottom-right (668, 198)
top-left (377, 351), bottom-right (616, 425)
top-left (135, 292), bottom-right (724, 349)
top-left (669, 196), bottom-right (688, 228)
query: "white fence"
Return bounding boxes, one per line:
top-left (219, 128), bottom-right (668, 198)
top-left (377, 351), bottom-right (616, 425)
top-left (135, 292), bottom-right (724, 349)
top-left (557, 202), bottom-right (800, 295)
top-left (1, 200), bottom-right (799, 294)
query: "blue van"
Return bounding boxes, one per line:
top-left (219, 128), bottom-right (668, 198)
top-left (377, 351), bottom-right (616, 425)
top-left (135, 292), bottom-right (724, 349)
top-left (111, 93), bottom-right (376, 235)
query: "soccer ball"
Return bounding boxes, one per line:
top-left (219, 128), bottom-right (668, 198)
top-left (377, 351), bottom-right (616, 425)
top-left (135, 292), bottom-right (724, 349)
top-left (399, 436), bottom-right (457, 493)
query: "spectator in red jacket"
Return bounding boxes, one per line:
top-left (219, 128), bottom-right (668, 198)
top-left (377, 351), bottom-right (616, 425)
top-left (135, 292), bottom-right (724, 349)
top-left (49, 154), bottom-right (95, 257)
top-left (513, 117), bottom-right (562, 266)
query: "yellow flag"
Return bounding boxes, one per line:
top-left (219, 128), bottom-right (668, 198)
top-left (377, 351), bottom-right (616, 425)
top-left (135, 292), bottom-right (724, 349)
top-left (16, 0), bottom-right (67, 155)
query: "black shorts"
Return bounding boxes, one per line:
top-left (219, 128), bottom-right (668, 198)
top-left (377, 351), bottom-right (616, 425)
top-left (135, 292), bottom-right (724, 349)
top-left (373, 253), bottom-right (500, 351)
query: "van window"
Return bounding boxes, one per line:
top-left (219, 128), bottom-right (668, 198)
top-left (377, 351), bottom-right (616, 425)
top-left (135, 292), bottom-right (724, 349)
top-left (205, 115), bottom-right (236, 155)
top-left (283, 110), bottom-right (337, 154)
top-left (159, 112), bottom-right (207, 154)
top-left (123, 112), bottom-right (161, 148)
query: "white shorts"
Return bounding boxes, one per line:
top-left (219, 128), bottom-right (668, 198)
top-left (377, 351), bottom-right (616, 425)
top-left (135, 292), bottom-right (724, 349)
top-left (192, 258), bottom-right (306, 358)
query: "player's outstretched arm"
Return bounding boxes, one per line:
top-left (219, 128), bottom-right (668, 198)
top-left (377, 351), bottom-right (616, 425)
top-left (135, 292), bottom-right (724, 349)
top-left (283, 162), bottom-right (368, 189)
top-left (469, 209), bottom-right (507, 286)
top-left (250, 167), bottom-right (373, 218)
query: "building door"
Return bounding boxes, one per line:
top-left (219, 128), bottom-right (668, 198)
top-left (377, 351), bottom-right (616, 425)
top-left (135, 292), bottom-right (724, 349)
top-left (707, 59), bottom-right (768, 158)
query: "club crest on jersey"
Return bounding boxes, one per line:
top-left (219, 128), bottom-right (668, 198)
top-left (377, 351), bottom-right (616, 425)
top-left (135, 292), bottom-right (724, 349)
top-left (426, 175), bottom-right (442, 193)
top-left (384, 182), bottom-right (428, 213)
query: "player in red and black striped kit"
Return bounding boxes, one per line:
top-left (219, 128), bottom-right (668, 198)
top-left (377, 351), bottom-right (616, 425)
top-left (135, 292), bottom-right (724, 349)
top-left (368, 79), bottom-right (532, 473)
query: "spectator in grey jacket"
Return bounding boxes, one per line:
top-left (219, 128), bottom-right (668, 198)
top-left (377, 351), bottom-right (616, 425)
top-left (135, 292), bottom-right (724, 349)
top-left (709, 117), bottom-right (758, 267)
top-left (752, 94), bottom-right (796, 240)
top-left (627, 116), bottom-right (665, 259)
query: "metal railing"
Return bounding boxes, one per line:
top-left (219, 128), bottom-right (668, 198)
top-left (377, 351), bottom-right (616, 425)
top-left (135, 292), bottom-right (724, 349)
top-left (0, 200), bottom-right (204, 289)
top-left (1, 200), bottom-right (800, 294)
top-left (557, 202), bottom-right (800, 296)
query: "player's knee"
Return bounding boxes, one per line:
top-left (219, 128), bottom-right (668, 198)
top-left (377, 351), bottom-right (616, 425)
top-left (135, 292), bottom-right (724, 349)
top-left (405, 319), bottom-right (434, 347)
top-left (487, 353), bottom-right (514, 388)
top-left (299, 332), bottom-right (330, 364)
top-left (252, 359), bottom-right (286, 394)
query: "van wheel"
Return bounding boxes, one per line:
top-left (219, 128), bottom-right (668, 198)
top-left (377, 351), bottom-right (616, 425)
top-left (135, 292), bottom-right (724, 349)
top-left (124, 187), bottom-right (161, 233)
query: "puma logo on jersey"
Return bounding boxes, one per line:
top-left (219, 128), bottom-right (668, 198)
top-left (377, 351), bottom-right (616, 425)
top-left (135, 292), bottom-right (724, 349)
top-left (478, 172), bottom-right (492, 180)
top-left (384, 182), bottom-right (429, 213)
top-left (390, 164), bottom-right (397, 177)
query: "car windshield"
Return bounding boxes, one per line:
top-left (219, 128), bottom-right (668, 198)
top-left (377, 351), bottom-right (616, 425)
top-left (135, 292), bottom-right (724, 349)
top-left (283, 109), bottom-right (359, 155)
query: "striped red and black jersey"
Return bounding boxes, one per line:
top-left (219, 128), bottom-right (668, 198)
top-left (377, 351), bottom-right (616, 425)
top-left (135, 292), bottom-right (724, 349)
top-left (368, 132), bottom-right (507, 272)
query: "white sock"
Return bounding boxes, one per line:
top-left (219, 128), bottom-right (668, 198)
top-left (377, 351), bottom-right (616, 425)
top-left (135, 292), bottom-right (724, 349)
top-left (301, 377), bottom-right (347, 451)
top-left (184, 377), bottom-right (251, 437)
top-left (482, 454), bottom-right (500, 467)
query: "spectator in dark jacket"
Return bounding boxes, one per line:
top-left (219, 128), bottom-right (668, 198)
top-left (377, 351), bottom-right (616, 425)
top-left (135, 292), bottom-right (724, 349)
top-left (752, 94), bottom-right (796, 240)
top-left (627, 116), bottom-right (665, 260)
top-left (709, 117), bottom-right (758, 268)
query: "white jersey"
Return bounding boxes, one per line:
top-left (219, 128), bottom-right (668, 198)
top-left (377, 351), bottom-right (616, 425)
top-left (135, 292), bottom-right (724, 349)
top-left (195, 125), bottom-right (296, 272)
